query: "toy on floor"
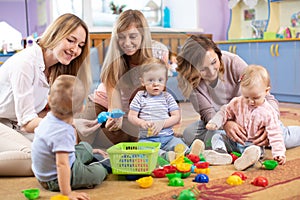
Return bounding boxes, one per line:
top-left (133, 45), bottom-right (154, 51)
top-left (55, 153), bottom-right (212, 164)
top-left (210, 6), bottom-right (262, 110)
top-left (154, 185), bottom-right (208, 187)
top-left (166, 173), bottom-right (184, 187)
top-left (136, 176), bottom-right (154, 188)
top-left (226, 175), bottom-right (244, 186)
top-left (97, 109), bottom-right (125, 123)
top-left (174, 185), bottom-right (201, 200)
top-left (193, 174), bottom-right (209, 183)
top-left (230, 151), bottom-right (241, 163)
top-left (21, 188), bottom-right (40, 200)
top-left (261, 160), bottom-right (278, 170)
top-left (51, 195), bottom-right (69, 200)
top-left (251, 176), bottom-right (268, 187)
top-left (231, 171), bottom-right (247, 181)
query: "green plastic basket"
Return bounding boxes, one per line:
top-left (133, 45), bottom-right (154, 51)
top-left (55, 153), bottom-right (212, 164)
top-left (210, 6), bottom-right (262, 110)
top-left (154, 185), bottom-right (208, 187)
top-left (107, 142), bottom-right (161, 175)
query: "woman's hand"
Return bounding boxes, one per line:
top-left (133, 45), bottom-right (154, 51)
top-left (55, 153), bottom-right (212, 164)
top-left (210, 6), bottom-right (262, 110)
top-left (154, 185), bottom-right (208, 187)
top-left (106, 117), bottom-right (123, 132)
top-left (252, 128), bottom-right (269, 147)
top-left (223, 121), bottom-right (247, 145)
top-left (206, 122), bottom-right (218, 130)
top-left (93, 149), bottom-right (109, 158)
top-left (73, 118), bottom-right (101, 137)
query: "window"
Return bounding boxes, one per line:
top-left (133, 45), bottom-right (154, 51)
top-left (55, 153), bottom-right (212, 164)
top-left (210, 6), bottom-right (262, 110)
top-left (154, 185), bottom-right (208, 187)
top-left (52, 0), bottom-right (162, 27)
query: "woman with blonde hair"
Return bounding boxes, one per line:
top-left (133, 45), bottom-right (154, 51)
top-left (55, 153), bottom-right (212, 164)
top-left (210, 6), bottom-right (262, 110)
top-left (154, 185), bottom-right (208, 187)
top-left (78, 9), bottom-right (169, 148)
top-left (0, 13), bottom-right (92, 176)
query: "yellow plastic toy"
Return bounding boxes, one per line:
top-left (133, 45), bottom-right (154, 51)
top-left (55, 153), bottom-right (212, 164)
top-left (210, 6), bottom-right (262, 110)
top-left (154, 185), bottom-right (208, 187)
top-left (170, 155), bottom-right (184, 166)
top-left (136, 176), bottom-right (154, 188)
top-left (194, 167), bottom-right (210, 175)
top-left (51, 195), bottom-right (69, 200)
top-left (174, 144), bottom-right (186, 158)
top-left (226, 175), bottom-right (243, 186)
top-left (176, 163), bottom-right (192, 172)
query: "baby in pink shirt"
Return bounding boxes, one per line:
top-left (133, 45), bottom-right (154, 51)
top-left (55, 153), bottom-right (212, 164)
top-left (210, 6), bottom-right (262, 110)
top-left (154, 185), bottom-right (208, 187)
top-left (205, 65), bottom-right (286, 170)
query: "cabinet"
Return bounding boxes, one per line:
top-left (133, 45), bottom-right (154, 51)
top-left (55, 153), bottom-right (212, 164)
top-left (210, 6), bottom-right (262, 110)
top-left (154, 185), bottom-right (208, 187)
top-left (218, 40), bottom-right (300, 103)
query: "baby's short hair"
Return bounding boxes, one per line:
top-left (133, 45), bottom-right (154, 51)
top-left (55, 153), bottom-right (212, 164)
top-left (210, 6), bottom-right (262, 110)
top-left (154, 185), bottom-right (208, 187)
top-left (48, 75), bottom-right (85, 118)
top-left (141, 58), bottom-right (168, 78)
top-left (240, 65), bottom-right (270, 88)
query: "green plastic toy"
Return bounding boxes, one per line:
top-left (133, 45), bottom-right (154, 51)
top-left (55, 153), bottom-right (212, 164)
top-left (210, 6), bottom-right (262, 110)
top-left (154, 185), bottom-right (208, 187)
top-left (262, 160), bottom-right (278, 170)
top-left (21, 188), bottom-right (40, 200)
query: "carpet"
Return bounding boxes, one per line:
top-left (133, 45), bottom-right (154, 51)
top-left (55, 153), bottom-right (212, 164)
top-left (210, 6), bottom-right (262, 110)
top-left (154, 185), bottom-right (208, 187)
top-left (143, 156), bottom-right (300, 200)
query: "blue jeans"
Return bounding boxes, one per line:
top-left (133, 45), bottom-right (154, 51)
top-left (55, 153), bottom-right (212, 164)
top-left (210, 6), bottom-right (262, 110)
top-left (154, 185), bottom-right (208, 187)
top-left (139, 135), bottom-right (189, 156)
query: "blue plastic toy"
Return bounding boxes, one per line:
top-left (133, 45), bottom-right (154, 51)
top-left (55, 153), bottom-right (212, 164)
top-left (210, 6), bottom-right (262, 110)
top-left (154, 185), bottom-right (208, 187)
top-left (193, 174), bottom-right (209, 183)
top-left (97, 109), bottom-right (125, 123)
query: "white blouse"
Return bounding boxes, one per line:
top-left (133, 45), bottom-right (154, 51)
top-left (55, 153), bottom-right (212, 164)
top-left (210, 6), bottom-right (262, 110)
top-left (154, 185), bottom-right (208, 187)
top-left (0, 42), bottom-right (49, 126)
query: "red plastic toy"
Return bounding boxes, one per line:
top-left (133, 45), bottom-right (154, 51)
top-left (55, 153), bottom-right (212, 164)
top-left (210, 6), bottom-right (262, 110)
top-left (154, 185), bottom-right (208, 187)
top-left (186, 154), bottom-right (200, 163)
top-left (232, 172), bottom-right (247, 181)
top-left (251, 176), bottom-right (268, 187)
top-left (163, 165), bottom-right (177, 174)
top-left (152, 168), bottom-right (166, 178)
top-left (194, 162), bottom-right (209, 169)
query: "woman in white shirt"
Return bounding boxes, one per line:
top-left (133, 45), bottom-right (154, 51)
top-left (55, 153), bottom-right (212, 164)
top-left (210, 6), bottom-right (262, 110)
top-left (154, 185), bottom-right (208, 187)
top-left (0, 13), bottom-right (92, 176)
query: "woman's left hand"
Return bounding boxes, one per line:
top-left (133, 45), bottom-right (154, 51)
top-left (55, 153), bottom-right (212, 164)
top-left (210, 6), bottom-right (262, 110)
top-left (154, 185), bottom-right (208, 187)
top-left (252, 127), bottom-right (269, 147)
top-left (93, 149), bottom-right (109, 158)
top-left (106, 117), bottom-right (123, 132)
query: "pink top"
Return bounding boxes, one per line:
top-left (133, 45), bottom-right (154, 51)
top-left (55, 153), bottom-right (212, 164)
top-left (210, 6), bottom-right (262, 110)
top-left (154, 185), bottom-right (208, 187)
top-left (189, 51), bottom-right (279, 123)
top-left (210, 96), bottom-right (286, 158)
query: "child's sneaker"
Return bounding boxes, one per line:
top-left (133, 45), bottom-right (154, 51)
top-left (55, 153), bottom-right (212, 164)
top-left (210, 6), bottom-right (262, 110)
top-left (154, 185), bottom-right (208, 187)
top-left (234, 145), bottom-right (261, 171)
top-left (167, 151), bottom-right (176, 162)
top-left (202, 149), bottom-right (232, 165)
top-left (189, 139), bottom-right (205, 155)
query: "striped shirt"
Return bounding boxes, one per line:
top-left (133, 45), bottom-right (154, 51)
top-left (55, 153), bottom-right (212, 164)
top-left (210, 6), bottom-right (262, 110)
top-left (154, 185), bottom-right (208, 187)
top-left (130, 91), bottom-right (179, 138)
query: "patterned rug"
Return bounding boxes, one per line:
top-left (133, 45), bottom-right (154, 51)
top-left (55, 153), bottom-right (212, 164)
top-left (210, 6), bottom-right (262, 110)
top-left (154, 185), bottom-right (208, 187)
top-left (142, 157), bottom-right (300, 200)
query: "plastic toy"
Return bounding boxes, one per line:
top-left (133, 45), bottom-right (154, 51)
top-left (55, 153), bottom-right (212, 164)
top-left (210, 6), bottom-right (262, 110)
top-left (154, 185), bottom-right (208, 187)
top-left (163, 165), bottom-right (177, 174)
top-left (262, 160), bottom-right (278, 170)
top-left (170, 155), bottom-right (184, 165)
top-left (97, 109), bottom-right (125, 123)
top-left (226, 175), bottom-right (243, 186)
top-left (251, 176), bottom-right (268, 187)
top-left (194, 167), bottom-right (210, 175)
top-left (168, 177), bottom-right (184, 187)
top-left (183, 156), bottom-right (194, 164)
top-left (166, 172), bottom-right (182, 181)
top-left (193, 174), bottom-right (209, 183)
top-left (230, 152), bottom-right (241, 163)
top-left (174, 144), bottom-right (186, 158)
top-left (21, 188), bottom-right (40, 200)
top-left (136, 176), bottom-right (154, 188)
top-left (176, 163), bottom-right (192, 173)
top-left (194, 161), bottom-right (209, 169)
top-left (179, 171), bottom-right (191, 179)
top-left (232, 171), bottom-right (247, 181)
top-left (186, 154), bottom-right (200, 163)
top-left (152, 168), bottom-right (166, 178)
top-left (157, 156), bottom-right (169, 167)
top-left (175, 185), bottom-right (200, 200)
top-left (51, 195), bottom-right (69, 200)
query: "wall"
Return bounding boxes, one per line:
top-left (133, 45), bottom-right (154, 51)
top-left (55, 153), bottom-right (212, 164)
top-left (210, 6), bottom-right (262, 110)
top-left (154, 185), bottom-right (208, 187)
top-left (0, 0), bottom-right (229, 40)
top-left (0, 0), bottom-right (50, 38)
top-left (198, 0), bottom-right (230, 41)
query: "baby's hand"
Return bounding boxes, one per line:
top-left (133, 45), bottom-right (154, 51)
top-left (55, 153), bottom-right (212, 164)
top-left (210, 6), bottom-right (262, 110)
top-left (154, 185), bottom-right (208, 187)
top-left (274, 155), bottom-right (286, 165)
top-left (206, 122), bottom-right (218, 130)
top-left (140, 121), bottom-right (153, 130)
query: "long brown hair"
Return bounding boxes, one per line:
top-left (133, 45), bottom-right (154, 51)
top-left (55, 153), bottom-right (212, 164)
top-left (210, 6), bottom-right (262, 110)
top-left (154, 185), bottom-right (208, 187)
top-left (176, 35), bottom-right (224, 98)
top-left (100, 9), bottom-right (153, 92)
top-left (39, 13), bottom-right (91, 96)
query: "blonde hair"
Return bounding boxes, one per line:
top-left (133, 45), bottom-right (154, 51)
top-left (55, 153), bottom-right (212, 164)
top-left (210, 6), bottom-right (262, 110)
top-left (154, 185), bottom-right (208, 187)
top-left (141, 58), bottom-right (168, 79)
top-left (39, 13), bottom-right (91, 97)
top-left (176, 35), bottom-right (224, 98)
top-left (100, 9), bottom-right (153, 91)
top-left (48, 75), bottom-right (85, 119)
top-left (240, 65), bottom-right (270, 89)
